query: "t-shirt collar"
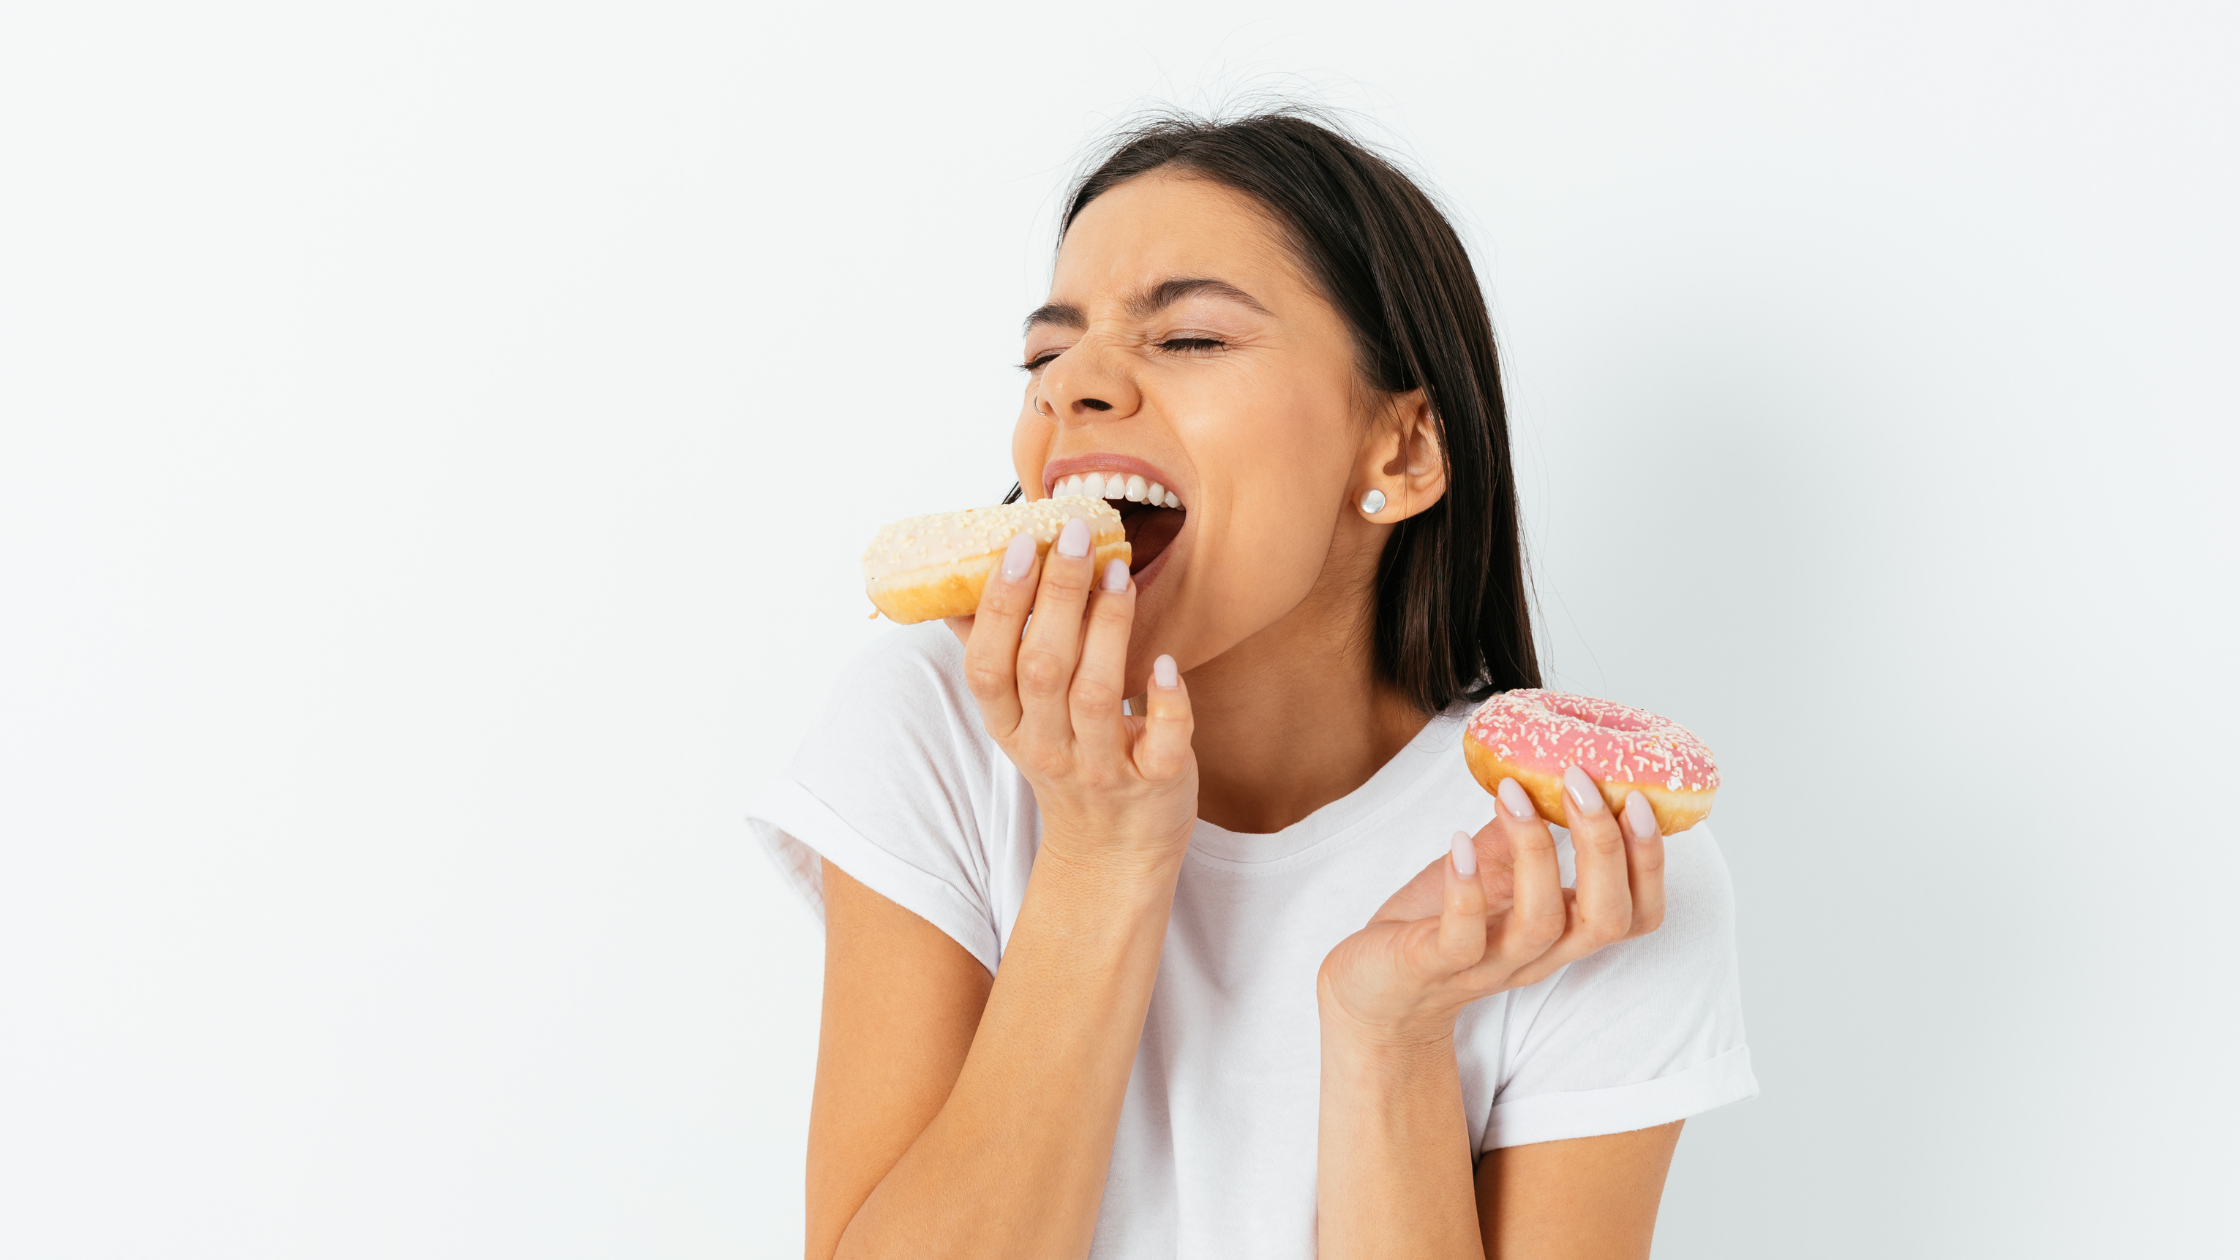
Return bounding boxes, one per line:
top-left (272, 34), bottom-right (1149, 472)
top-left (1186, 707), bottom-right (1471, 865)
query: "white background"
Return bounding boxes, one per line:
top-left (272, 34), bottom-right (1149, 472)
top-left (3, 2), bottom-right (2235, 1256)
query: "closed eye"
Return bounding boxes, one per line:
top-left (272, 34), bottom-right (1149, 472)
top-left (1022, 337), bottom-right (1223, 371)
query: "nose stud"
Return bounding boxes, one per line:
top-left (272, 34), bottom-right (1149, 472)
top-left (1360, 488), bottom-right (1386, 516)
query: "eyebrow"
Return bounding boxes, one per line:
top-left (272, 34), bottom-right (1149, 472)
top-left (1021, 276), bottom-right (1272, 335)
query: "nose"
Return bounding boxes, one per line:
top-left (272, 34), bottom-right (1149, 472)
top-left (1038, 340), bottom-right (1141, 425)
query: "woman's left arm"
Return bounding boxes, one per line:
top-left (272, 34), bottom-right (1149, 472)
top-left (1474, 1123), bottom-right (1684, 1258)
top-left (1317, 1028), bottom-right (1683, 1258)
top-left (1315, 767), bottom-right (1671, 1258)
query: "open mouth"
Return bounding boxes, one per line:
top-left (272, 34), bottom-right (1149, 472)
top-left (1046, 468), bottom-right (1187, 576)
top-left (1118, 498), bottom-right (1184, 576)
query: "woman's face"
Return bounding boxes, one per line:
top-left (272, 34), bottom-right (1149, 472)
top-left (1016, 171), bottom-right (1400, 691)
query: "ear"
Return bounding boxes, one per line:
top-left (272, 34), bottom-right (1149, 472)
top-left (1352, 389), bottom-right (1447, 524)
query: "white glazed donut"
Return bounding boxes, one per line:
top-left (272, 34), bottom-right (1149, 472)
top-left (1462, 690), bottom-right (1719, 835)
top-left (861, 497), bottom-right (1130, 624)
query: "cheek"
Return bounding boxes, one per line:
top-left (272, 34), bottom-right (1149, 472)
top-left (1219, 503), bottom-right (1334, 591)
top-left (1187, 366), bottom-right (1353, 482)
top-left (1193, 372), bottom-right (1358, 513)
top-left (1181, 388), bottom-right (1355, 612)
top-left (1172, 487), bottom-right (1339, 661)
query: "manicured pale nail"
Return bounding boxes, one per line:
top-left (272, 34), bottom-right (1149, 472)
top-left (1000, 532), bottom-right (1036, 582)
top-left (1564, 765), bottom-right (1605, 814)
top-left (1152, 654), bottom-right (1179, 688)
top-left (1624, 791), bottom-right (1658, 841)
top-left (1102, 558), bottom-right (1129, 592)
top-left (1497, 777), bottom-right (1535, 820)
top-left (1450, 830), bottom-right (1477, 876)
top-left (1056, 516), bottom-right (1091, 558)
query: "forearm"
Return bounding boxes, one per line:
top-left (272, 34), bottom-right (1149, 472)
top-left (834, 845), bottom-right (1180, 1260)
top-left (1316, 1013), bottom-right (1484, 1260)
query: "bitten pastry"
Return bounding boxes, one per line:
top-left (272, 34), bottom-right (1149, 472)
top-left (1462, 690), bottom-right (1719, 835)
top-left (861, 497), bottom-right (1130, 624)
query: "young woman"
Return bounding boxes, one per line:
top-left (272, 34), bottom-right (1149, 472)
top-left (749, 112), bottom-right (1754, 1259)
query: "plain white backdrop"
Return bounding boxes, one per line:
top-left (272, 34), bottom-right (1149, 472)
top-left (3, 2), bottom-right (2235, 1256)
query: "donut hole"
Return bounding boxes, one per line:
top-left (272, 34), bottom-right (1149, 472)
top-left (1119, 500), bottom-right (1185, 574)
top-left (1542, 693), bottom-right (1656, 732)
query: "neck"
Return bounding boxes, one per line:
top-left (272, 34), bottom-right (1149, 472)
top-left (1182, 533), bottom-right (1433, 835)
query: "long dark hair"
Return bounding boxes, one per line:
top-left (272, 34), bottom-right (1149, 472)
top-left (1016, 109), bottom-right (1540, 711)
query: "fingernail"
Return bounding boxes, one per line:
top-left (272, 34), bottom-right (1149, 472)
top-left (1056, 516), bottom-right (1091, 558)
top-left (1497, 778), bottom-right (1535, 821)
top-left (1624, 791), bottom-right (1658, 840)
top-left (1450, 830), bottom-right (1477, 876)
top-left (1000, 531), bottom-right (1036, 582)
top-left (1564, 765), bottom-right (1605, 814)
top-left (1153, 654), bottom-right (1179, 688)
top-left (1102, 558), bottom-right (1129, 592)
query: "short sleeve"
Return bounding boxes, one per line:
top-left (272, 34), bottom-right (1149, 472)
top-left (1479, 825), bottom-right (1758, 1149)
top-left (745, 625), bottom-right (1005, 972)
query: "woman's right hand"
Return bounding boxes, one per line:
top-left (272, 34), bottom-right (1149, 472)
top-left (946, 518), bottom-right (1198, 871)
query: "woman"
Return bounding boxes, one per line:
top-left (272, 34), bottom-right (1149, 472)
top-left (749, 111), bottom-right (1755, 1259)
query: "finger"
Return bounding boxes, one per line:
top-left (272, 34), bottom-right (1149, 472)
top-left (1069, 559), bottom-right (1136, 766)
top-left (1489, 777), bottom-right (1566, 963)
top-left (1012, 517), bottom-right (1098, 751)
top-left (1131, 653), bottom-right (1194, 782)
top-left (1620, 791), bottom-right (1667, 938)
top-left (1499, 789), bottom-right (1670, 988)
top-left (1559, 765), bottom-right (1634, 948)
top-left (1487, 772), bottom-right (1644, 988)
top-left (1501, 889), bottom-right (1585, 989)
top-left (943, 614), bottom-right (974, 649)
top-left (1433, 831), bottom-right (1490, 972)
top-left (957, 532), bottom-right (1040, 740)
top-left (1467, 818), bottom-right (1516, 917)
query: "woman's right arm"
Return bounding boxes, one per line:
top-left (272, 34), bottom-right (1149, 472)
top-left (804, 521), bottom-right (1197, 1260)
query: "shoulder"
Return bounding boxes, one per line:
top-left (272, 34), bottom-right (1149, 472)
top-left (795, 624), bottom-right (991, 775)
top-left (819, 622), bottom-right (974, 719)
top-left (1640, 822), bottom-right (1736, 952)
top-left (770, 622), bottom-right (1005, 855)
top-left (750, 623), bottom-right (1011, 966)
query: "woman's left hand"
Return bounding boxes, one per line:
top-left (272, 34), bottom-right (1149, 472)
top-left (1316, 766), bottom-right (1668, 1047)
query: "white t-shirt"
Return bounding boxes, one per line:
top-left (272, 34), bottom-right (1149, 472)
top-left (748, 625), bottom-right (1756, 1258)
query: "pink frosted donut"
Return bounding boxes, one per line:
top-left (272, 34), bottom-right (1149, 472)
top-left (1462, 690), bottom-right (1719, 835)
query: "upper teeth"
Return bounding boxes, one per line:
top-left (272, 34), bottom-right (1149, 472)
top-left (1052, 471), bottom-right (1181, 509)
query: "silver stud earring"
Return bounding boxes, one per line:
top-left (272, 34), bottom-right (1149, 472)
top-left (1360, 488), bottom-right (1386, 515)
